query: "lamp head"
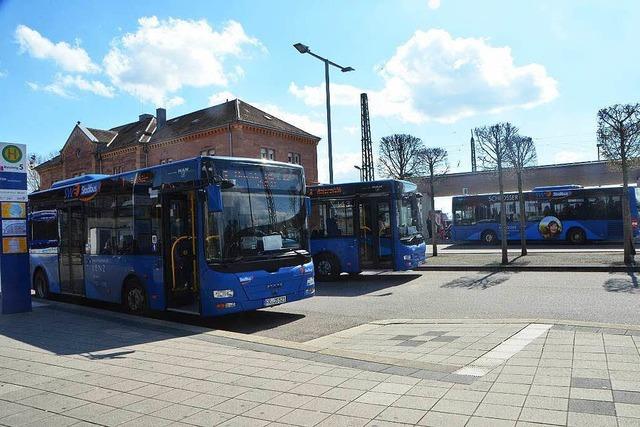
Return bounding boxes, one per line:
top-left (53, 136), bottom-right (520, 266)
top-left (341, 66), bottom-right (355, 72)
top-left (293, 43), bottom-right (309, 54)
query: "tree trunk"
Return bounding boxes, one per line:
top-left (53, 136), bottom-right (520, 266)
top-left (497, 161), bottom-right (508, 265)
top-left (517, 170), bottom-right (527, 256)
top-left (430, 176), bottom-right (437, 257)
top-left (622, 157), bottom-right (634, 265)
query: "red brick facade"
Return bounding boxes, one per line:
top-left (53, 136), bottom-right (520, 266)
top-left (36, 100), bottom-right (320, 189)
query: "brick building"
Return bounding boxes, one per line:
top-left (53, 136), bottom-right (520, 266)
top-left (35, 99), bottom-right (320, 189)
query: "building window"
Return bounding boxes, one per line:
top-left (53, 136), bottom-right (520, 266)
top-left (287, 152), bottom-right (301, 165)
top-left (260, 148), bottom-right (275, 160)
top-left (200, 148), bottom-right (216, 156)
top-left (160, 158), bottom-right (174, 165)
top-left (113, 166), bottom-right (123, 175)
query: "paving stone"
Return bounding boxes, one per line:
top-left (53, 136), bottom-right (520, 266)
top-left (466, 416), bottom-right (516, 427)
top-left (338, 401), bottom-right (387, 419)
top-left (371, 382), bottom-right (412, 395)
top-left (316, 414), bottom-right (368, 427)
top-left (390, 335), bottom-right (417, 340)
top-left (571, 377), bottom-right (612, 389)
top-left (422, 331), bottom-right (447, 336)
top-left (518, 407), bottom-right (567, 425)
top-left (243, 403), bottom-right (294, 421)
top-left (431, 398), bottom-right (479, 416)
top-left (474, 403), bottom-right (522, 420)
top-left (356, 391), bottom-right (400, 406)
top-left (301, 396), bottom-right (348, 413)
top-left (483, 392), bottom-right (527, 407)
top-left (123, 397), bottom-right (173, 414)
top-left (615, 391), bottom-right (640, 404)
top-left (391, 395), bottom-right (437, 411)
top-left (151, 403), bottom-right (202, 421)
top-left (396, 340), bottom-right (423, 347)
top-left (376, 406), bottom-right (427, 424)
top-left (567, 411), bottom-right (618, 427)
top-left (217, 415), bottom-right (269, 427)
top-left (417, 410), bottom-right (469, 426)
top-left (568, 398), bottom-right (616, 416)
top-left (212, 398), bottom-right (260, 415)
top-left (322, 387), bottom-right (366, 401)
top-left (277, 408), bottom-right (330, 426)
top-left (617, 403), bottom-right (640, 418)
top-left (429, 336), bottom-right (460, 343)
top-left (570, 387), bottom-right (613, 401)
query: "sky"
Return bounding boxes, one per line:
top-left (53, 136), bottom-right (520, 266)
top-left (1, 0), bottom-right (639, 183)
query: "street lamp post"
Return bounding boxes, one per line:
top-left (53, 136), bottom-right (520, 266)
top-left (353, 165), bottom-right (362, 182)
top-left (293, 43), bottom-right (354, 184)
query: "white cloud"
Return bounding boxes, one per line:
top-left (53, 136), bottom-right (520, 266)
top-left (290, 29), bottom-right (558, 124)
top-left (289, 82), bottom-right (362, 107)
top-left (344, 125), bottom-right (359, 135)
top-left (0, 70), bottom-right (6, 78)
top-left (208, 91), bottom-right (236, 105)
top-left (427, 0), bottom-right (441, 10)
top-left (252, 102), bottom-right (325, 137)
top-left (553, 149), bottom-right (591, 164)
top-left (27, 74), bottom-right (115, 98)
top-left (103, 16), bottom-right (263, 108)
top-left (15, 25), bottom-right (99, 73)
top-left (316, 148), bottom-right (363, 183)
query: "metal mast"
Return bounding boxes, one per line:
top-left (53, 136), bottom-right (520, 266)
top-left (360, 93), bottom-right (375, 181)
top-left (470, 130), bottom-right (477, 172)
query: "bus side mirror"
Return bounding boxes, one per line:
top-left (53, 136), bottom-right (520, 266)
top-left (305, 197), bottom-right (312, 218)
top-left (207, 185), bottom-right (224, 212)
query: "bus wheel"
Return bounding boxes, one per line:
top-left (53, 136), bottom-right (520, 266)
top-left (481, 230), bottom-right (498, 245)
top-left (33, 270), bottom-right (49, 299)
top-left (568, 228), bottom-right (586, 245)
top-left (123, 278), bottom-right (147, 314)
top-left (315, 254), bottom-right (340, 281)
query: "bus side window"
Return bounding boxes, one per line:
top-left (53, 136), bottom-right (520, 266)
top-left (86, 194), bottom-right (116, 255)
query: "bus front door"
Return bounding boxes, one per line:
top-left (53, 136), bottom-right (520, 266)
top-left (163, 192), bottom-right (198, 313)
top-left (59, 204), bottom-right (86, 295)
top-left (358, 199), bottom-right (393, 269)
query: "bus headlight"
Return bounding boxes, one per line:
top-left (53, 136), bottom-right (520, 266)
top-left (213, 289), bottom-right (234, 298)
top-left (306, 277), bottom-right (315, 287)
top-left (403, 255), bottom-right (412, 261)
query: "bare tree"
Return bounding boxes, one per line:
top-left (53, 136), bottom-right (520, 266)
top-left (422, 147), bottom-right (449, 257)
top-left (505, 135), bottom-right (537, 256)
top-left (474, 122), bottom-right (519, 265)
top-left (378, 134), bottom-right (427, 180)
top-left (27, 152), bottom-right (58, 193)
top-left (597, 104), bottom-right (640, 265)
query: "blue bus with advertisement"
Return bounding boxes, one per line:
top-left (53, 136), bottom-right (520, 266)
top-left (308, 180), bottom-right (426, 280)
top-left (28, 156), bottom-right (315, 316)
top-left (451, 185), bottom-right (640, 244)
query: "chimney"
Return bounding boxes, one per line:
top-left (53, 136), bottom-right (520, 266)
top-left (156, 108), bottom-right (166, 128)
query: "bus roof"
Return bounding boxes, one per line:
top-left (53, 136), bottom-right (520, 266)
top-left (308, 179), bottom-right (418, 197)
top-left (452, 183), bottom-right (637, 199)
top-left (34, 155), bottom-right (304, 195)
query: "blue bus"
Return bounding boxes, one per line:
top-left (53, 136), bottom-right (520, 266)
top-left (28, 156), bottom-right (315, 316)
top-left (452, 185), bottom-right (640, 244)
top-left (308, 180), bottom-right (426, 280)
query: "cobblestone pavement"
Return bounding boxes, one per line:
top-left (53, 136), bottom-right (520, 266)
top-left (2, 302), bottom-right (640, 426)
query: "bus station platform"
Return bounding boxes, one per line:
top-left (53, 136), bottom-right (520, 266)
top-left (419, 249), bottom-right (638, 272)
top-left (1, 300), bottom-right (640, 426)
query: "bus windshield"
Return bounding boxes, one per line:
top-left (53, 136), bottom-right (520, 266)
top-left (206, 163), bottom-right (306, 262)
top-left (397, 193), bottom-right (423, 239)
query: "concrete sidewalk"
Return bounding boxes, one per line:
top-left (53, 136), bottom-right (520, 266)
top-left (1, 301), bottom-right (640, 426)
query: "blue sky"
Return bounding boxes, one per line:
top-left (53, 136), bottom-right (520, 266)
top-left (1, 0), bottom-right (639, 182)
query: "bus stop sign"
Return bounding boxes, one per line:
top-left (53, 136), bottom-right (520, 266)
top-left (0, 142), bottom-right (31, 314)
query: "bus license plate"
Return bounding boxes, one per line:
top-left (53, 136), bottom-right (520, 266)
top-left (264, 296), bottom-right (286, 307)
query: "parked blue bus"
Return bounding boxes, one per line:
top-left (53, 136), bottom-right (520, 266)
top-left (452, 185), bottom-right (640, 244)
top-left (28, 156), bottom-right (315, 316)
top-left (308, 180), bottom-right (426, 280)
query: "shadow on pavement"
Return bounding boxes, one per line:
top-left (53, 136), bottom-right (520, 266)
top-left (315, 273), bottom-right (422, 297)
top-left (603, 271), bottom-right (640, 293)
top-left (441, 271), bottom-right (515, 290)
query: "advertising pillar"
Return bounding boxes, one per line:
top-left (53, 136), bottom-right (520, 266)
top-left (0, 142), bottom-right (31, 314)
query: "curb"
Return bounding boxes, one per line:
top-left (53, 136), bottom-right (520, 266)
top-left (417, 265), bottom-right (640, 272)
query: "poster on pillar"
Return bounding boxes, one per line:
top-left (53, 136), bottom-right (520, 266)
top-left (0, 142), bottom-right (31, 314)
